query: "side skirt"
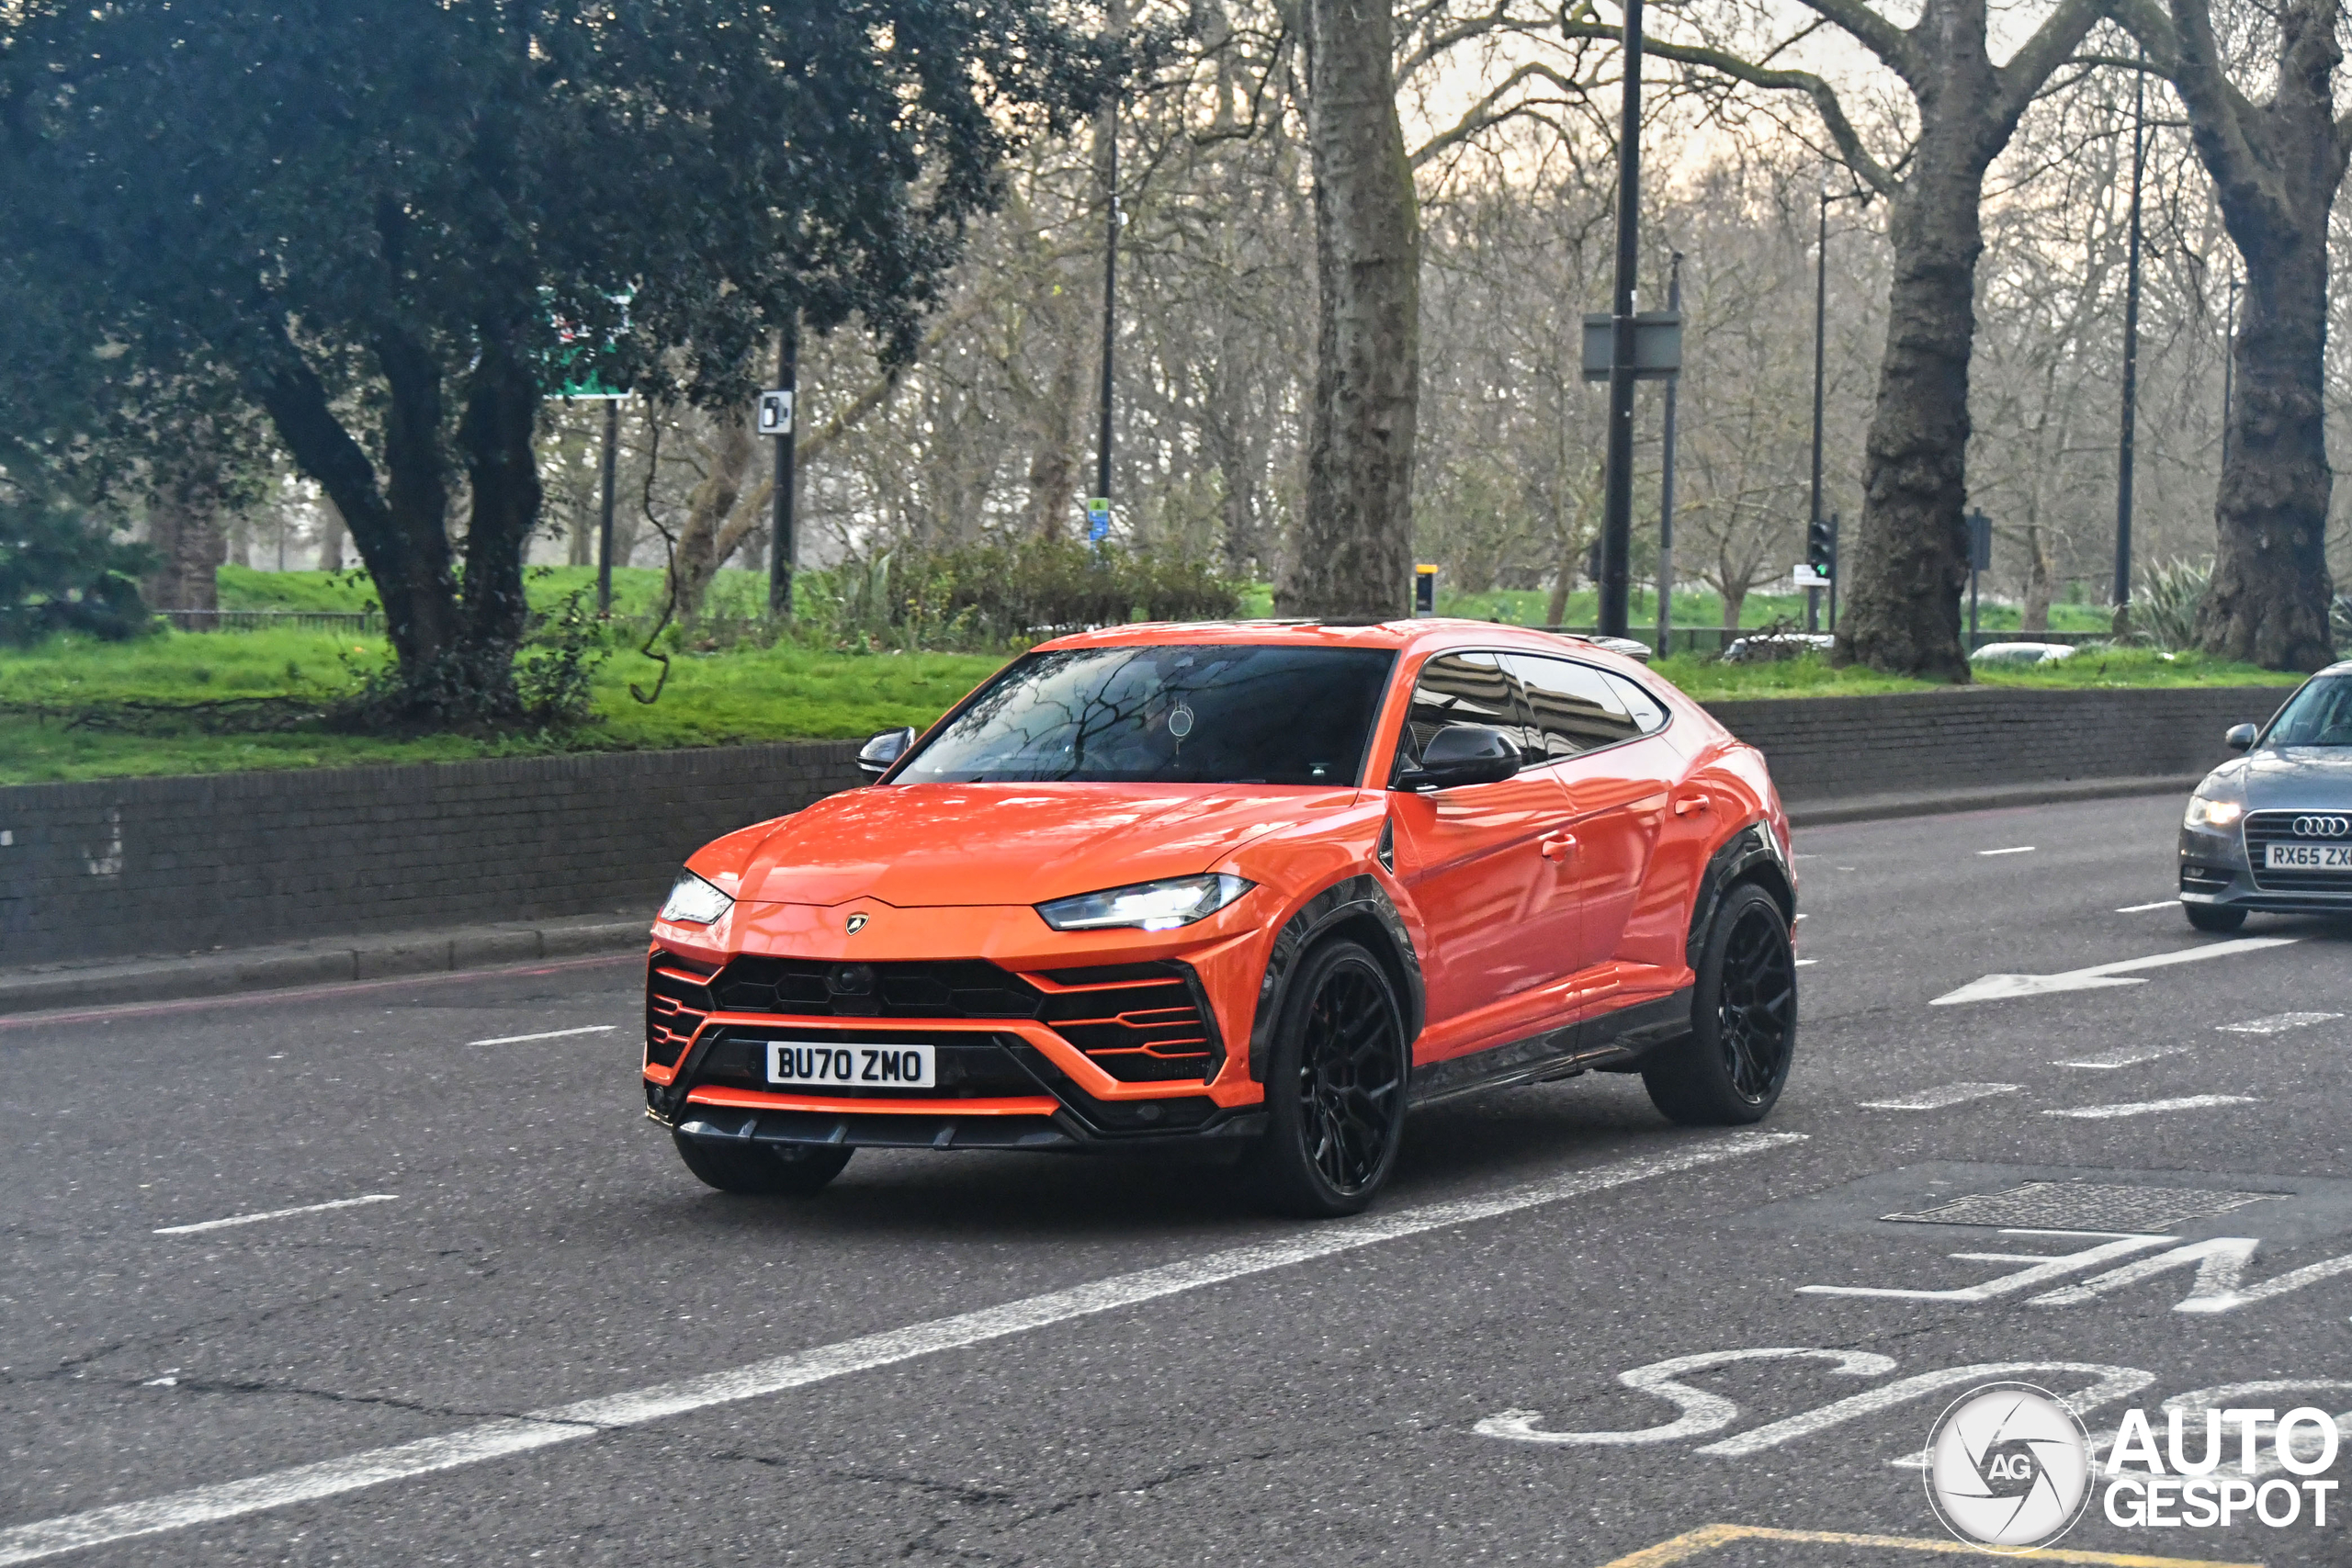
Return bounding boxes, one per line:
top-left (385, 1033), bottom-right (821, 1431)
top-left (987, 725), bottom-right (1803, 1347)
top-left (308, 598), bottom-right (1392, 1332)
top-left (1407, 987), bottom-right (1692, 1109)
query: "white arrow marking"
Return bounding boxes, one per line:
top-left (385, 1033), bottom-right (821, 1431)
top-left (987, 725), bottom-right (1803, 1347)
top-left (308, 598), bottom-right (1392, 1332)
top-left (2044, 1095), bottom-right (2258, 1121)
top-left (1930, 936), bottom-right (2300, 1005)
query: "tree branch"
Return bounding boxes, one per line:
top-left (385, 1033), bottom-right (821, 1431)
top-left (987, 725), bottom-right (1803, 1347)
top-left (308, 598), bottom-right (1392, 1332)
top-left (1991, 0), bottom-right (2115, 127)
top-left (1408, 61), bottom-right (1591, 167)
top-left (1788, 0), bottom-right (1923, 85)
top-left (2156, 0), bottom-right (2283, 235)
top-left (1561, 17), bottom-right (1899, 194)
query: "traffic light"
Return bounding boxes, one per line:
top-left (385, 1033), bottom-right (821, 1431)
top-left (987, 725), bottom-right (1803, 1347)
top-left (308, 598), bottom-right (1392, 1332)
top-left (1806, 516), bottom-right (1835, 577)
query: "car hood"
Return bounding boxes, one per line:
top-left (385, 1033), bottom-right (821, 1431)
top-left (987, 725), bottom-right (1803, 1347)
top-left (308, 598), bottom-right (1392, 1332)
top-left (719, 783), bottom-right (1356, 908)
top-left (2234, 747), bottom-right (2352, 809)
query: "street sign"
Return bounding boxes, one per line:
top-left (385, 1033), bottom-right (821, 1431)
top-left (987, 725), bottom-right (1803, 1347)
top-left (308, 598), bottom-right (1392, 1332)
top-left (1967, 510), bottom-right (1993, 571)
top-left (1581, 312), bottom-right (1684, 381)
top-left (1792, 564), bottom-right (1830, 588)
top-left (757, 389), bottom-right (795, 436)
top-left (1084, 497), bottom-right (1112, 544)
top-left (1414, 564), bottom-right (1438, 616)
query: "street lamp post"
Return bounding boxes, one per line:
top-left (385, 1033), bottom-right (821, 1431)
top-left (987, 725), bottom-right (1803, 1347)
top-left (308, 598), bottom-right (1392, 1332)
top-left (2112, 50), bottom-right (2145, 637)
top-left (769, 318), bottom-right (797, 620)
top-left (1095, 97), bottom-right (1118, 513)
top-left (1657, 251), bottom-right (1683, 652)
top-left (2222, 273), bottom-right (2239, 468)
top-left (1807, 177), bottom-right (1828, 635)
top-left (1597, 0), bottom-right (1645, 639)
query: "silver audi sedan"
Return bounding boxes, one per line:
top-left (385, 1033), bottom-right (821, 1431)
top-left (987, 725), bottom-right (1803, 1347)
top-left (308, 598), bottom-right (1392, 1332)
top-left (2179, 660), bottom-right (2352, 931)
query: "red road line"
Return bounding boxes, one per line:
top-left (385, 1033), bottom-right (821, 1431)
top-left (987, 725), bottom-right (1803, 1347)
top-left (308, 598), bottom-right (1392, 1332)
top-left (0, 951), bottom-right (639, 1033)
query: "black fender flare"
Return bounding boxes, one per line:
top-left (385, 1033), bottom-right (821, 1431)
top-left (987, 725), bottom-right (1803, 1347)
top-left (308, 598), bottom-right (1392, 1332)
top-left (1247, 874), bottom-right (1425, 1082)
top-left (1687, 819), bottom-right (1795, 971)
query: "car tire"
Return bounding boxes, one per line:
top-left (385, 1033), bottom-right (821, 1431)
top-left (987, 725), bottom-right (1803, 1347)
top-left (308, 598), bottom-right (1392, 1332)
top-left (672, 1131), bottom-right (853, 1196)
top-left (2184, 903), bottom-right (2246, 933)
top-left (1246, 939), bottom-right (1409, 1219)
top-left (1644, 883), bottom-right (1797, 1126)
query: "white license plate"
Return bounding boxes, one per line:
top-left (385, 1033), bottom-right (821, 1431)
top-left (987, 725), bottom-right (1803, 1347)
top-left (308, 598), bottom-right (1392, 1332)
top-left (2266, 842), bottom-right (2352, 870)
top-left (765, 1041), bottom-right (935, 1089)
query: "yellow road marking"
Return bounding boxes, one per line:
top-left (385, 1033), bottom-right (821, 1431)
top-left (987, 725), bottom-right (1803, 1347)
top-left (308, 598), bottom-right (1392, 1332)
top-left (1590, 1523), bottom-right (2263, 1568)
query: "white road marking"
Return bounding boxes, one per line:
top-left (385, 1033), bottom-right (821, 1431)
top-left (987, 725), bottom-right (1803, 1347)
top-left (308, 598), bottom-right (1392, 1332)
top-left (2115, 900), bottom-right (2177, 913)
top-left (2043, 1095), bottom-right (2258, 1121)
top-left (153, 1195), bottom-right (400, 1236)
top-left (2053, 1043), bottom-right (2192, 1070)
top-left (1931, 936), bottom-right (2300, 1005)
top-left (0, 1133), bottom-right (1803, 1566)
top-left (1979, 846), bottom-right (2037, 856)
top-left (1477, 1348), bottom-right (1898, 1445)
top-left (1795, 959), bottom-right (1818, 967)
top-left (2218, 1011), bottom-right (2342, 1035)
top-left (1802, 1231), bottom-right (2176, 1303)
top-left (465, 1025), bottom-right (617, 1046)
top-left (1860, 1083), bottom-right (2018, 1111)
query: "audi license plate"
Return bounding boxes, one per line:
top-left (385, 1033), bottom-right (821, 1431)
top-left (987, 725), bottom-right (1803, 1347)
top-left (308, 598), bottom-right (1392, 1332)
top-left (766, 1041), bottom-right (936, 1089)
top-left (2266, 842), bottom-right (2352, 870)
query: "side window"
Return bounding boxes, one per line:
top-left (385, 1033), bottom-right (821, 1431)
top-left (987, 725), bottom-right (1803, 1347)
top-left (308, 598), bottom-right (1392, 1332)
top-left (1605, 671), bottom-right (1670, 735)
top-left (1506, 654), bottom-right (1642, 759)
top-left (1400, 652), bottom-right (1531, 770)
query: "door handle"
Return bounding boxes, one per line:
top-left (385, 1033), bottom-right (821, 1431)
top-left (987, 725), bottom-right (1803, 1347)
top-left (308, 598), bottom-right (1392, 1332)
top-left (1539, 833), bottom-right (1577, 862)
top-left (1673, 793), bottom-right (1712, 818)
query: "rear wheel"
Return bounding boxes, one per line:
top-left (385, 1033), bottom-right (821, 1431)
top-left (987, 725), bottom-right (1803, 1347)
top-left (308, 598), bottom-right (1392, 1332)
top-left (2184, 902), bottom-right (2246, 933)
top-left (1644, 884), bottom-right (1796, 1125)
top-left (1246, 939), bottom-right (1408, 1218)
top-left (673, 1131), bottom-right (852, 1196)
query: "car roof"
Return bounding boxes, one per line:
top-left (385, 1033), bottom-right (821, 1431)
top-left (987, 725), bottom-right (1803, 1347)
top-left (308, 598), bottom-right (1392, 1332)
top-left (1034, 617), bottom-right (1633, 662)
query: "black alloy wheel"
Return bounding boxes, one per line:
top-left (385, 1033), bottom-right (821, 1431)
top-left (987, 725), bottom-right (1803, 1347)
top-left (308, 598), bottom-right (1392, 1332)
top-left (1644, 883), bottom-right (1796, 1125)
top-left (1249, 939), bottom-right (1408, 1217)
top-left (673, 1130), bottom-right (853, 1196)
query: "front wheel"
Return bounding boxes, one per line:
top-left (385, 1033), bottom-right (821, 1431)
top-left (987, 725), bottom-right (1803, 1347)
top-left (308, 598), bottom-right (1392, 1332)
top-left (1245, 939), bottom-right (1409, 1218)
top-left (1644, 884), bottom-right (1796, 1125)
top-left (673, 1131), bottom-right (852, 1196)
top-left (2184, 902), bottom-right (2246, 933)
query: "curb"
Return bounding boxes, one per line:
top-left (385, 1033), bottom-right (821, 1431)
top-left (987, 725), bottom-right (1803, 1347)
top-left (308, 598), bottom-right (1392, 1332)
top-left (0, 914), bottom-right (650, 1019)
top-left (1783, 773), bottom-right (2200, 828)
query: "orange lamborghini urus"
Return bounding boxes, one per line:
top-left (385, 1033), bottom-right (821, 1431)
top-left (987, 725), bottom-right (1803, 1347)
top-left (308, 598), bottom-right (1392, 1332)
top-left (643, 619), bottom-right (1796, 1216)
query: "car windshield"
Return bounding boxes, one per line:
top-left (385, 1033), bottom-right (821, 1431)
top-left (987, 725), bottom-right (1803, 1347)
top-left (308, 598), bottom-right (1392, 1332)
top-left (2266, 675), bottom-right (2352, 748)
top-left (897, 645), bottom-right (1397, 786)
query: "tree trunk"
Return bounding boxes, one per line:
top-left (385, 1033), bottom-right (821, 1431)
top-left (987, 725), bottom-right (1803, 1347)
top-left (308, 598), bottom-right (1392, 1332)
top-left (1023, 336), bottom-right (1084, 543)
top-left (1834, 141), bottom-right (1993, 682)
top-left (2197, 231), bottom-right (2336, 668)
top-left (1721, 583), bottom-right (1746, 631)
top-left (668, 407), bottom-right (759, 623)
top-left (1278, 0), bottom-right (1419, 618)
top-left (449, 343), bottom-right (541, 708)
top-left (143, 445), bottom-right (226, 612)
top-left (2021, 524), bottom-right (2052, 632)
top-left (318, 495), bottom-right (346, 571)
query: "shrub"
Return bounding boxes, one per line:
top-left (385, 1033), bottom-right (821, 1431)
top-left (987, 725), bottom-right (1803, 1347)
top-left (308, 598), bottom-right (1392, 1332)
top-left (0, 500), bottom-right (155, 646)
top-left (801, 538), bottom-right (1241, 651)
top-left (2134, 558), bottom-right (2211, 650)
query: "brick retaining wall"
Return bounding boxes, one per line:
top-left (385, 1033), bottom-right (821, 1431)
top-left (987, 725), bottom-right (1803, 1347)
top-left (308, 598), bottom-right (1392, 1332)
top-left (0, 685), bottom-right (2289, 967)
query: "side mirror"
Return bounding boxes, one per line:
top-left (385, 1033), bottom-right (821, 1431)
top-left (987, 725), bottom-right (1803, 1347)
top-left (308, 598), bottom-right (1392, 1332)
top-left (858, 727), bottom-right (917, 779)
top-left (2224, 723), bottom-right (2259, 753)
top-left (1396, 724), bottom-right (1521, 791)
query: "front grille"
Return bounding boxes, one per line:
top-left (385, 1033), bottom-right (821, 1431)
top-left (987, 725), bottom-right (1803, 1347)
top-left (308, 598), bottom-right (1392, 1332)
top-left (710, 957), bottom-right (1041, 1019)
top-left (691, 1028), bottom-right (1045, 1099)
top-left (2245, 810), bottom-right (2352, 894)
top-left (695, 955), bottom-right (1225, 1085)
top-left (646, 953), bottom-right (716, 1068)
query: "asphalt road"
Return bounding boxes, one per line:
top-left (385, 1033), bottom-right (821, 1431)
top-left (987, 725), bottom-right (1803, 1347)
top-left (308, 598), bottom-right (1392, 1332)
top-left (6, 792), bottom-right (2351, 1568)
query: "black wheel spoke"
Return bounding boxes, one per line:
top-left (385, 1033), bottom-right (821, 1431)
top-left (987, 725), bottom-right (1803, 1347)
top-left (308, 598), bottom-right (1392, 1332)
top-left (1293, 961), bottom-right (1405, 1194)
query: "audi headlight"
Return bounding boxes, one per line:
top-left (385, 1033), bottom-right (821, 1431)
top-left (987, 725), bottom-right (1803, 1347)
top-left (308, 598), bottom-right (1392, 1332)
top-left (659, 870), bottom-right (734, 926)
top-left (2185, 780), bottom-right (2245, 830)
top-left (1035, 874), bottom-right (1254, 932)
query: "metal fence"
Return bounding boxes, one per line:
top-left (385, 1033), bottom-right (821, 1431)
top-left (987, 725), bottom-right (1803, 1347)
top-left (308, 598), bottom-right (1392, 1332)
top-left (157, 609), bottom-right (383, 633)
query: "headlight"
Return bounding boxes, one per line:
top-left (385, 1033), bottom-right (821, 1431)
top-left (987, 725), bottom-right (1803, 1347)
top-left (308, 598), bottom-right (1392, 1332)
top-left (659, 870), bottom-right (734, 925)
top-left (2185, 778), bottom-right (2245, 831)
top-left (1035, 874), bottom-right (1254, 932)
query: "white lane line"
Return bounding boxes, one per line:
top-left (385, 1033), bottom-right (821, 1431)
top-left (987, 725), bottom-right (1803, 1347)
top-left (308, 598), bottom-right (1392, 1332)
top-left (2217, 1011), bottom-right (2342, 1035)
top-left (153, 1195), bottom-right (399, 1236)
top-left (1979, 846), bottom-right (2037, 856)
top-left (1861, 1084), bottom-right (2019, 1111)
top-left (2053, 1043), bottom-right (2191, 1071)
top-left (2115, 900), bottom-right (2177, 914)
top-left (2043, 1095), bottom-right (2258, 1121)
top-left (0, 1133), bottom-right (1803, 1566)
top-left (465, 1025), bottom-right (617, 1046)
top-left (1795, 959), bottom-right (1819, 967)
top-left (1932, 936), bottom-right (2300, 1005)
